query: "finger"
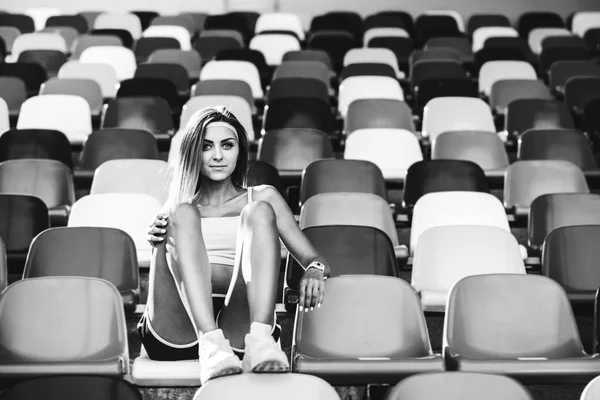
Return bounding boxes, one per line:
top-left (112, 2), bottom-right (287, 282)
top-left (303, 280), bottom-right (314, 311)
top-left (298, 280), bottom-right (306, 312)
top-left (155, 217), bottom-right (168, 227)
top-left (310, 281), bottom-right (320, 310)
top-left (317, 280), bottom-right (325, 308)
top-left (148, 227), bottom-right (167, 235)
top-left (146, 235), bottom-right (164, 243)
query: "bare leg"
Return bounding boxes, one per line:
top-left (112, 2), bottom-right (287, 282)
top-left (166, 203), bottom-right (217, 334)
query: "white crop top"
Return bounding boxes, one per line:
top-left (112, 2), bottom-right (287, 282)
top-left (199, 187), bottom-right (253, 266)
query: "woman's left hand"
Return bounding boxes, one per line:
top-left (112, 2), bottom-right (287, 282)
top-left (298, 267), bottom-right (328, 313)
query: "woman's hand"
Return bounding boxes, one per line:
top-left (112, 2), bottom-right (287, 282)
top-left (147, 212), bottom-right (168, 247)
top-left (298, 264), bottom-right (330, 313)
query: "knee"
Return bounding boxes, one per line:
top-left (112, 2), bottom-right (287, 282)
top-left (169, 203), bottom-right (202, 232)
top-left (241, 201), bottom-right (276, 227)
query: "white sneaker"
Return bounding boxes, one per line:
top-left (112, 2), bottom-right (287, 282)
top-left (198, 329), bottom-right (243, 385)
top-left (241, 333), bottom-right (290, 373)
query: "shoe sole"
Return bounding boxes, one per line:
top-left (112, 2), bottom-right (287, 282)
top-left (209, 366), bottom-right (244, 381)
top-left (251, 360), bottom-right (290, 373)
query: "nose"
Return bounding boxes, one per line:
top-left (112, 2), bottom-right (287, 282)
top-left (212, 147), bottom-right (223, 161)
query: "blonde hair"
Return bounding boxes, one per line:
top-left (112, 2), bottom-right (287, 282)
top-left (165, 106), bottom-right (249, 210)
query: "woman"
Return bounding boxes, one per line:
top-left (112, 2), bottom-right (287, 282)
top-left (140, 106), bottom-right (330, 385)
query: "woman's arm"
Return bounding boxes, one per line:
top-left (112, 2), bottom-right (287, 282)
top-left (253, 185), bottom-right (330, 311)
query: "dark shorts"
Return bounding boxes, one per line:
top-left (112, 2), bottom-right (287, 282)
top-left (137, 297), bottom-right (281, 361)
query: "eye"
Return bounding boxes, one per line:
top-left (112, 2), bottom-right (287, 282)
top-left (223, 142), bottom-right (234, 149)
top-left (202, 142), bottom-right (212, 151)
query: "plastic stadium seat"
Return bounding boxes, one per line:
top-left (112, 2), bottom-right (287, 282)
top-left (90, 28), bottom-right (134, 49)
top-left (414, 14), bottom-right (462, 47)
top-left (80, 46), bottom-right (137, 82)
top-left (79, 129), bottom-right (159, 171)
top-left (0, 194), bottom-right (48, 263)
top-left (518, 11), bottom-right (565, 38)
top-left (0, 238), bottom-right (6, 292)
top-left (307, 30), bottom-right (357, 74)
top-left (0, 159), bottom-right (75, 226)
top-left (0, 14), bottom-right (35, 34)
top-left (200, 60), bottom-right (263, 99)
top-left (585, 98), bottom-right (600, 141)
top-left (422, 97), bottom-right (495, 140)
top-left (341, 63), bottom-right (396, 82)
top-left (266, 77), bottom-right (329, 104)
top-left (40, 78), bottom-right (103, 117)
top-left (58, 62), bottom-right (118, 99)
top-left (134, 37), bottom-right (181, 63)
top-left (299, 192), bottom-right (399, 250)
top-left (148, 50), bottom-right (202, 81)
top-left (410, 192), bottom-right (509, 255)
top-left (410, 49), bottom-right (462, 66)
top-left (68, 193), bottom-right (161, 267)
top-left (402, 160), bottom-right (489, 211)
top-left (572, 12), bottom-right (600, 37)
top-left (425, 37), bottom-right (473, 64)
top-left (344, 129), bottom-right (422, 180)
top-left (529, 193), bottom-right (600, 249)
top-left (444, 274), bottom-right (600, 383)
top-left (540, 46), bottom-right (592, 73)
top-left (191, 80), bottom-right (254, 112)
top-left (338, 76), bottom-right (403, 118)
top-left (344, 48), bottom-right (403, 78)
top-left (17, 50), bottom-right (67, 78)
top-left (518, 129), bottom-right (598, 171)
top-left (282, 50), bottom-right (333, 71)
top-left (134, 63), bottom-right (190, 97)
top-left (413, 226), bottom-right (526, 312)
top-left (432, 131), bottom-right (509, 171)
top-left (478, 61), bottom-right (537, 96)
top-left (102, 97), bottom-right (174, 135)
top-left (249, 34), bottom-right (301, 66)
top-left (0, 63), bottom-right (48, 96)
top-left (310, 13), bottom-right (363, 45)
top-left (257, 128), bottom-right (334, 174)
top-left (91, 159), bottom-right (169, 205)
top-left (364, 12), bottom-right (412, 34)
top-left (504, 160), bottom-right (589, 215)
top-left (468, 14), bottom-right (511, 36)
top-left (410, 60), bottom-right (466, 92)
top-left (46, 14), bottom-right (89, 33)
top-left (94, 13), bottom-right (142, 39)
top-left (17, 95), bottom-right (92, 145)
top-left (204, 14), bottom-right (252, 44)
top-left (549, 61), bottom-right (600, 94)
top-left (284, 224), bottom-right (398, 307)
top-left (0, 27), bottom-right (20, 53)
top-left (414, 78), bottom-right (478, 116)
top-left (345, 99), bottom-right (414, 134)
top-left (116, 78), bottom-right (179, 111)
top-left (9, 32), bottom-right (67, 62)
top-left (78, 12), bottom-right (102, 32)
top-left (41, 26), bottom-right (79, 51)
top-left (367, 37), bottom-right (413, 74)
top-left (293, 275), bottom-right (443, 384)
top-left (542, 35), bottom-right (588, 53)
top-left (490, 79), bottom-right (553, 116)
top-left (564, 77), bottom-right (600, 115)
top-left (505, 99), bottom-right (575, 137)
top-left (193, 374), bottom-right (338, 400)
top-left (215, 49), bottom-right (271, 87)
top-left (364, 27), bottom-right (409, 46)
top-left (142, 25), bottom-right (192, 51)
top-left (0, 277), bottom-right (129, 379)
top-left (0, 376), bottom-right (142, 400)
top-left (263, 97), bottom-right (334, 135)
top-left (151, 15), bottom-right (196, 36)
top-left (70, 35), bottom-right (123, 60)
top-left (24, 226), bottom-right (140, 311)
top-left (474, 38), bottom-right (536, 73)
top-left (422, 10), bottom-right (465, 33)
top-left (528, 28), bottom-right (571, 55)
top-left (180, 96), bottom-right (254, 140)
top-left (131, 11), bottom-right (160, 31)
top-left (583, 375), bottom-right (600, 400)
top-left (0, 98), bottom-right (8, 134)
top-left (300, 159), bottom-right (388, 207)
top-left (255, 13), bottom-right (304, 39)
top-left (472, 26), bottom-right (518, 53)
top-left (24, 7), bottom-right (60, 31)
top-left (387, 372), bottom-right (532, 400)
top-left (273, 61), bottom-right (331, 89)
top-left (0, 129), bottom-right (73, 169)
top-left (199, 29), bottom-right (245, 48)
top-left (542, 225), bottom-right (600, 304)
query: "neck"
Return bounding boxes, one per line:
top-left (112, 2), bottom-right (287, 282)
top-left (198, 178), bottom-right (242, 207)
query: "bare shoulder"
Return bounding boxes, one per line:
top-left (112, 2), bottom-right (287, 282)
top-left (250, 184), bottom-right (283, 204)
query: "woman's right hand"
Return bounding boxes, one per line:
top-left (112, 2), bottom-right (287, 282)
top-left (147, 212), bottom-right (168, 247)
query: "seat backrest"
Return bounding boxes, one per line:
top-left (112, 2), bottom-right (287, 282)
top-left (257, 128), bottom-right (333, 171)
top-left (0, 237), bottom-right (6, 292)
top-left (294, 275), bottom-right (434, 358)
top-left (505, 99), bottom-right (574, 136)
top-left (68, 193), bottom-right (161, 253)
top-left (338, 75), bottom-right (404, 117)
top-left (142, 25), bottom-right (192, 51)
top-left (504, 160), bottom-right (589, 209)
top-left (542, 225), bottom-right (600, 292)
top-left (411, 191), bottom-right (509, 254)
top-left (255, 13), bottom-right (305, 40)
top-left (0, 194), bottom-right (49, 253)
top-left (529, 193), bottom-right (600, 249)
top-left (180, 96), bottom-right (254, 140)
top-left (528, 27), bottom-right (571, 55)
top-left (94, 12), bottom-right (142, 39)
top-left (40, 78), bottom-right (103, 116)
top-left (101, 97), bottom-right (173, 134)
top-left (345, 99), bottom-right (414, 134)
top-left (24, 226), bottom-right (139, 294)
top-left (472, 26), bottom-right (518, 53)
top-left (0, 276), bottom-right (129, 370)
top-left (444, 274), bottom-right (585, 358)
top-left (148, 49), bottom-right (202, 80)
top-left (490, 79), bottom-right (553, 115)
top-left (0, 129), bottom-right (73, 169)
top-left (249, 34), bottom-right (301, 66)
top-left (80, 46), bottom-right (137, 81)
top-left (0, 98), bottom-right (8, 135)
top-left (387, 372), bottom-right (533, 400)
top-left (11, 32), bottom-right (67, 59)
top-left (343, 48), bottom-right (400, 75)
top-left (200, 60), bottom-right (263, 98)
top-left (70, 34), bottom-right (123, 60)
top-left (0, 159), bottom-right (75, 209)
top-left (344, 128), bottom-right (423, 179)
top-left (58, 61), bottom-right (119, 98)
top-left (300, 192), bottom-right (398, 246)
top-left (300, 159), bottom-right (388, 206)
top-left (422, 97), bottom-right (495, 140)
top-left (432, 130), bottom-right (509, 170)
top-left (478, 60), bottom-right (537, 96)
top-left (91, 159), bottom-right (169, 205)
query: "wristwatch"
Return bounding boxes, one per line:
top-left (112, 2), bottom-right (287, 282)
top-left (307, 261), bottom-right (327, 278)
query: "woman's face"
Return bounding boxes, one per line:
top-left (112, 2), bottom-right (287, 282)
top-left (200, 124), bottom-right (240, 182)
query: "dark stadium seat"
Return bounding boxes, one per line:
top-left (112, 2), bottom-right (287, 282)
top-left (467, 14), bottom-right (511, 36)
top-left (17, 49), bottom-right (66, 77)
top-left (414, 14), bottom-right (463, 47)
top-left (505, 99), bottom-right (575, 137)
top-left (263, 98), bottom-right (334, 134)
top-left (0, 237), bottom-right (6, 292)
top-left (116, 78), bottom-right (179, 111)
top-left (564, 76), bottom-right (600, 116)
top-left (195, 36), bottom-right (243, 60)
top-left (414, 78), bottom-right (478, 116)
top-left (0, 76), bottom-right (26, 119)
top-left (45, 14), bottom-right (88, 33)
top-left (135, 63), bottom-right (190, 97)
top-left (134, 37), bottom-right (180, 63)
top-left (131, 10), bottom-right (159, 31)
top-left (0, 13), bottom-right (34, 33)
top-left (102, 97), bottom-right (174, 135)
top-left (0, 62), bottom-right (47, 96)
top-left (340, 62), bottom-right (396, 81)
top-left (431, 131), bottom-right (509, 172)
top-left (549, 60), bottom-right (600, 94)
top-left (266, 77), bottom-right (329, 104)
top-left (90, 28), bottom-right (134, 48)
top-left (0, 129), bottom-right (73, 169)
top-left (367, 36), bottom-right (413, 74)
top-left (345, 98), bottom-right (414, 134)
top-left (410, 60), bottom-right (466, 92)
top-left (517, 11), bottom-right (564, 38)
top-left (308, 30), bottom-right (357, 74)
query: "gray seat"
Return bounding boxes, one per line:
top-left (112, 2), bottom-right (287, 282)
top-left (345, 99), bottom-right (414, 134)
top-left (292, 275), bottom-right (444, 385)
top-left (444, 274), bottom-right (600, 384)
top-left (0, 76), bottom-right (27, 118)
top-left (490, 79), bottom-right (553, 116)
top-left (386, 372), bottom-right (533, 400)
top-left (529, 193), bottom-right (600, 250)
top-left (0, 237), bottom-right (5, 292)
top-left (432, 131), bottom-right (509, 171)
top-left (549, 60), bottom-right (600, 94)
top-left (70, 34), bottom-right (122, 59)
top-left (40, 77), bottom-right (103, 116)
top-left (0, 276), bottom-right (129, 379)
top-left (148, 49), bottom-right (202, 80)
top-left (150, 15), bottom-right (196, 36)
top-left (0, 27), bottom-right (20, 54)
top-left (504, 160), bottom-right (589, 215)
top-left (191, 79), bottom-right (255, 113)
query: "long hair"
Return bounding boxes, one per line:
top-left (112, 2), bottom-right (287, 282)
top-left (165, 106), bottom-right (249, 209)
